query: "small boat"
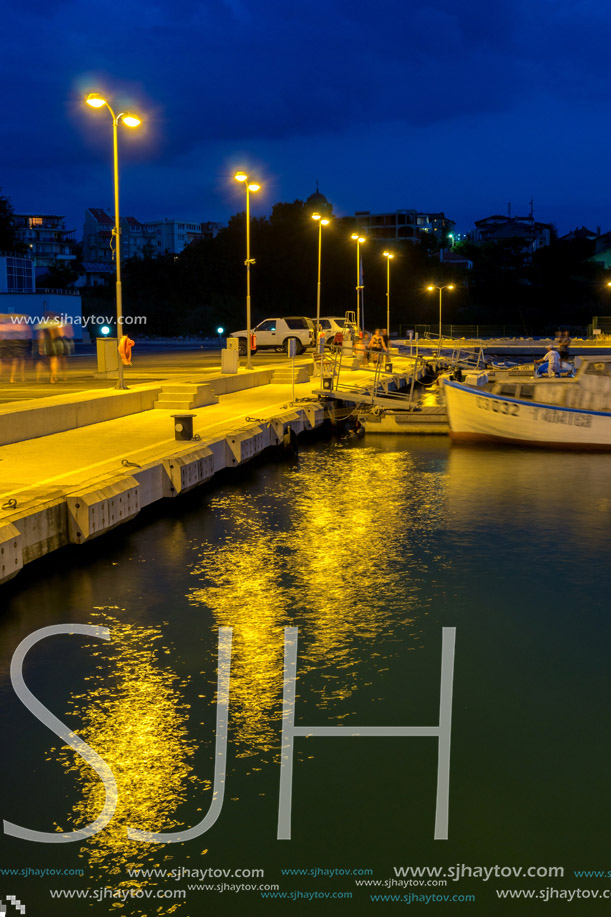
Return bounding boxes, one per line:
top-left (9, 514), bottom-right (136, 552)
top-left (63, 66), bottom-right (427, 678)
top-left (444, 355), bottom-right (611, 450)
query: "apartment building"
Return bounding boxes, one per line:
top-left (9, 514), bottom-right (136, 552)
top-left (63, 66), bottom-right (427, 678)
top-left (12, 214), bottom-right (77, 271)
top-left (354, 209), bottom-right (456, 244)
top-left (144, 219), bottom-right (222, 254)
top-left (471, 214), bottom-right (552, 251)
top-left (83, 209), bottom-right (157, 263)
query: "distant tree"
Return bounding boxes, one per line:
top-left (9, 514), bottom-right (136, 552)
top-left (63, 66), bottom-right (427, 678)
top-left (36, 262), bottom-right (79, 290)
top-left (0, 188), bottom-right (25, 253)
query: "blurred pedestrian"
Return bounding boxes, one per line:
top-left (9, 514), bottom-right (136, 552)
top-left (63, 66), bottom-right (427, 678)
top-left (35, 322), bottom-right (62, 383)
top-left (8, 315), bottom-right (32, 383)
top-left (57, 321), bottom-right (74, 380)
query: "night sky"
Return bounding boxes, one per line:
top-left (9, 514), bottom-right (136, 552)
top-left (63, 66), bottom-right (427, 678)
top-left (2, 0), bottom-right (611, 239)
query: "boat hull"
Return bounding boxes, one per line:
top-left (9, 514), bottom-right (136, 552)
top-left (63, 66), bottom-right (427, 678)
top-left (444, 380), bottom-right (611, 450)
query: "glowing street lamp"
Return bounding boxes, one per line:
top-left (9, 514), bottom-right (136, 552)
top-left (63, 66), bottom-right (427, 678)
top-left (382, 252), bottom-right (394, 339)
top-left (234, 172), bottom-right (261, 370)
top-left (85, 92), bottom-right (141, 389)
top-left (427, 283), bottom-right (455, 354)
top-left (351, 233), bottom-right (366, 330)
top-left (312, 213), bottom-right (330, 355)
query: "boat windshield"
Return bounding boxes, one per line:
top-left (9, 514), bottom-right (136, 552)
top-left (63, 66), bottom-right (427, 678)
top-left (585, 361), bottom-right (611, 376)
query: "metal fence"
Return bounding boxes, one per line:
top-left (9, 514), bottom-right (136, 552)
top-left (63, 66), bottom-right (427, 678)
top-left (400, 324), bottom-right (526, 339)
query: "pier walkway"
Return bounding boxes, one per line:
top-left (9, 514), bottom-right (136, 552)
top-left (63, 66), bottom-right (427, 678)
top-left (0, 353), bottom-right (422, 586)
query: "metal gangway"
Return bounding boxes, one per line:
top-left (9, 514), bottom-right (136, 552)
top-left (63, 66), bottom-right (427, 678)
top-left (314, 345), bottom-right (436, 411)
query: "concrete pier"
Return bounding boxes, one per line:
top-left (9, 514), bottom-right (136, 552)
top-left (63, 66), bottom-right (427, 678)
top-left (0, 354), bottom-right (425, 586)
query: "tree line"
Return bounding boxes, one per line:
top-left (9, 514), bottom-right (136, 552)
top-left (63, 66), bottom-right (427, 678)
top-left (2, 188), bottom-right (609, 335)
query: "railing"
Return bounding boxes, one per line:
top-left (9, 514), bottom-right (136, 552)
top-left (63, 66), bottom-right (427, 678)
top-left (36, 288), bottom-right (81, 296)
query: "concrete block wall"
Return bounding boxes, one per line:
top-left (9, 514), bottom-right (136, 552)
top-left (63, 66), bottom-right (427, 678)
top-left (66, 477), bottom-right (141, 543)
top-left (0, 523), bottom-right (23, 584)
top-left (162, 446), bottom-right (215, 496)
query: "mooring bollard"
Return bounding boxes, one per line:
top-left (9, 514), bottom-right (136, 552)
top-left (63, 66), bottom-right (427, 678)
top-left (171, 414), bottom-right (196, 441)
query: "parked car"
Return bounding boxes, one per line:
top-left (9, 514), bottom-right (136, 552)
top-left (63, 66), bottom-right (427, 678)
top-left (230, 317), bottom-right (314, 355)
top-left (312, 315), bottom-right (359, 348)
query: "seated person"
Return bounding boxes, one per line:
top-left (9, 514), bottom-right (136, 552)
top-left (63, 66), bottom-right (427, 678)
top-left (535, 345), bottom-right (560, 376)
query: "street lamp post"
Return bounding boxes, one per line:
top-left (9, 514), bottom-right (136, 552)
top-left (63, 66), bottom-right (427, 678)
top-left (427, 283), bottom-right (455, 354)
top-left (351, 233), bottom-right (366, 330)
top-left (312, 212), bottom-right (330, 355)
top-left (85, 92), bottom-right (141, 390)
top-left (234, 172), bottom-right (261, 370)
top-left (382, 251), bottom-right (394, 338)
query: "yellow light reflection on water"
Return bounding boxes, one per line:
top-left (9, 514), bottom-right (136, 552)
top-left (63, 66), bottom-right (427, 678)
top-left (54, 612), bottom-right (201, 901)
top-left (190, 444), bottom-right (448, 756)
top-left (191, 502), bottom-right (288, 758)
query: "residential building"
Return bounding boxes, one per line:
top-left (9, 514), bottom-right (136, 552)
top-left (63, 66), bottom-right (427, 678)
top-left (144, 219), bottom-right (222, 254)
top-left (439, 248), bottom-right (473, 270)
top-left (559, 226), bottom-right (599, 242)
top-left (354, 209), bottom-right (455, 244)
top-left (471, 214), bottom-right (552, 252)
top-left (83, 209), bottom-right (157, 264)
top-left (588, 231), bottom-right (611, 270)
top-left (12, 214), bottom-right (77, 272)
top-left (83, 208), bottom-right (115, 263)
top-left (74, 262), bottom-right (116, 288)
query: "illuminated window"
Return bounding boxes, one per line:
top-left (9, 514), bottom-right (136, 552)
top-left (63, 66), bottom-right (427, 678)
top-left (30, 217), bottom-right (43, 227)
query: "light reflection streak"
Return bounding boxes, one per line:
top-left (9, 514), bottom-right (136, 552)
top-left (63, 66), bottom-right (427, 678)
top-left (54, 612), bottom-right (200, 904)
top-left (190, 443), bottom-right (449, 757)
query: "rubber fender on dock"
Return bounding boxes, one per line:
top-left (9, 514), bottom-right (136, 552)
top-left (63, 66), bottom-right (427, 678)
top-left (283, 425), bottom-right (299, 455)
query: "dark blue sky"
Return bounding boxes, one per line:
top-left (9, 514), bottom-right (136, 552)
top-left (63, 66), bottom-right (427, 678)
top-left (2, 0), bottom-right (611, 239)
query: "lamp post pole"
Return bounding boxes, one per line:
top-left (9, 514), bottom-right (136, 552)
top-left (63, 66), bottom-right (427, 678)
top-left (312, 213), bottom-right (330, 355)
top-left (351, 233), bottom-right (366, 330)
top-left (427, 283), bottom-right (455, 355)
top-left (383, 251), bottom-right (393, 337)
top-left (86, 93), bottom-right (141, 390)
top-left (111, 115), bottom-right (125, 389)
top-left (234, 172), bottom-right (261, 370)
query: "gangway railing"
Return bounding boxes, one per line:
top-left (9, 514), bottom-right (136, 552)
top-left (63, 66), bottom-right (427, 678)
top-left (317, 346), bottom-right (434, 411)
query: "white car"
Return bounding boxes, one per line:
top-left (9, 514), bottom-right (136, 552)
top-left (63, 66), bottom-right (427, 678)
top-left (312, 316), bottom-right (359, 348)
top-left (231, 317), bottom-right (314, 355)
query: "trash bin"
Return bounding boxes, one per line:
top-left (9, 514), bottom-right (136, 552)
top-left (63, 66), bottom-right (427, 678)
top-left (171, 414), bottom-right (195, 441)
top-left (322, 375), bottom-right (334, 391)
top-left (385, 360), bottom-right (393, 372)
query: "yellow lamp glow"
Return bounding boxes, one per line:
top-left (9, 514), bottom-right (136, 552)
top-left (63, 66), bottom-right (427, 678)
top-left (248, 183), bottom-right (260, 192)
top-left (312, 213), bottom-right (321, 221)
top-left (86, 93), bottom-right (106, 108)
top-left (234, 172), bottom-right (248, 182)
top-left (122, 115), bottom-right (141, 128)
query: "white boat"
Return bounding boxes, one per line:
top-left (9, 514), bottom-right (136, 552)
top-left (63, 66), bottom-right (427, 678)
top-left (444, 355), bottom-right (611, 450)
